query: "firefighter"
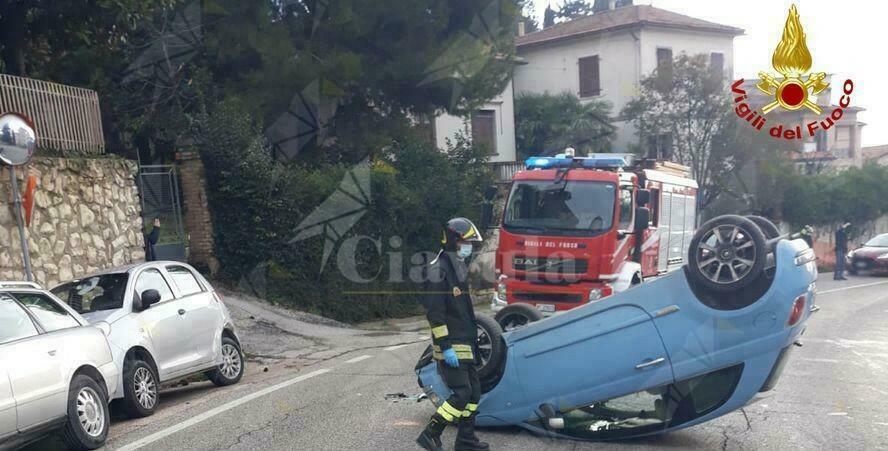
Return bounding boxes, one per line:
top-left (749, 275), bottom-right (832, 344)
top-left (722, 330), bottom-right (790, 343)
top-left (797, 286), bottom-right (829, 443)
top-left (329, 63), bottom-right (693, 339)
top-left (416, 217), bottom-right (489, 451)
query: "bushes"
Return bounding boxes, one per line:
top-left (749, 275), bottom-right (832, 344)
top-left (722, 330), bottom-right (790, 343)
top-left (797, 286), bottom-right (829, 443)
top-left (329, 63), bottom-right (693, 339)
top-left (780, 164), bottom-right (888, 229)
top-left (194, 99), bottom-right (492, 322)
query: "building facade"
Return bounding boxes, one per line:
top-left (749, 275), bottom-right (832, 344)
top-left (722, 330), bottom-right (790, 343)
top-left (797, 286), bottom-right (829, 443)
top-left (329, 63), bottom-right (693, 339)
top-left (432, 80), bottom-right (518, 163)
top-left (513, 4), bottom-right (742, 153)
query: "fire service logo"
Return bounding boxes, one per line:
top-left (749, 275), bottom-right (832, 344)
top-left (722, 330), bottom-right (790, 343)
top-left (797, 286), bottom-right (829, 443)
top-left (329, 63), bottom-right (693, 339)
top-left (731, 5), bottom-right (855, 141)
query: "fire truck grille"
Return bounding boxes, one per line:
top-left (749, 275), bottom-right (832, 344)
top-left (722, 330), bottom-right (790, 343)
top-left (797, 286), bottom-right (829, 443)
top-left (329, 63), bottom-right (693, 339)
top-left (513, 291), bottom-right (584, 303)
top-left (512, 257), bottom-right (589, 274)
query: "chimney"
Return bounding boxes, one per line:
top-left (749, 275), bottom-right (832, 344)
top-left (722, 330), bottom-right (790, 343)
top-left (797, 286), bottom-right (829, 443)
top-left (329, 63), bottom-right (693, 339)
top-left (608, 0), bottom-right (617, 9)
top-left (518, 21), bottom-right (526, 37)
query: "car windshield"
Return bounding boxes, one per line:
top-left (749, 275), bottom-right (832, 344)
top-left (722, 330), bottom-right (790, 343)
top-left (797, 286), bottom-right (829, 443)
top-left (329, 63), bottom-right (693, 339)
top-left (864, 235), bottom-right (888, 247)
top-left (51, 273), bottom-right (130, 314)
top-left (503, 180), bottom-right (616, 236)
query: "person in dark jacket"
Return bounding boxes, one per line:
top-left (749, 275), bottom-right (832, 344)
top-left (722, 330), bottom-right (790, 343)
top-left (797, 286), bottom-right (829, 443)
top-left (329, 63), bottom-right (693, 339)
top-left (416, 217), bottom-right (488, 451)
top-left (834, 222), bottom-right (850, 280)
top-left (799, 225), bottom-right (814, 248)
top-left (145, 218), bottom-right (161, 261)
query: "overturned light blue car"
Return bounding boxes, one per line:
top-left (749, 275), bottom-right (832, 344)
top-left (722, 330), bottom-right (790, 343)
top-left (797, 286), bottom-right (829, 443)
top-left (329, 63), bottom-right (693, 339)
top-left (417, 215), bottom-right (816, 440)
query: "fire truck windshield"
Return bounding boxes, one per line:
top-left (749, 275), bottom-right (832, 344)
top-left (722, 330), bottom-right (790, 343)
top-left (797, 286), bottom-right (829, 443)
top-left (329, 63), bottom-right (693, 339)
top-left (503, 180), bottom-right (616, 236)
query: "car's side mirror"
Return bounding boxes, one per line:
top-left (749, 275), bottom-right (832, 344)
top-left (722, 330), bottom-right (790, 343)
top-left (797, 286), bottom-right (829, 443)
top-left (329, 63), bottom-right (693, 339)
top-left (634, 207), bottom-right (651, 232)
top-left (139, 289), bottom-right (161, 310)
top-left (636, 189), bottom-right (651, 206)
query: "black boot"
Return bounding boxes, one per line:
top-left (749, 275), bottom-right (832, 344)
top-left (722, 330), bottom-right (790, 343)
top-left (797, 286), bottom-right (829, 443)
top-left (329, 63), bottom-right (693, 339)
top-left (455, 416), bottom-right (489, 451)
top-left (417, 414), bottom-right (446, 451)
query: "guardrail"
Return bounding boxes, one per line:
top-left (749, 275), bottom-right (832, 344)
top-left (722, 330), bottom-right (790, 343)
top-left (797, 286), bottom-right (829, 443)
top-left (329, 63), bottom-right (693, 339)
top-left (0, 74), bottom-right (104, 155)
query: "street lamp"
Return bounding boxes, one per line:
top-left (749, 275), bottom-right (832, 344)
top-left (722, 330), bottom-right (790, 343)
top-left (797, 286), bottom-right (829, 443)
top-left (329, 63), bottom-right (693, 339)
top-left (0, 112), bottom-right (37, 281)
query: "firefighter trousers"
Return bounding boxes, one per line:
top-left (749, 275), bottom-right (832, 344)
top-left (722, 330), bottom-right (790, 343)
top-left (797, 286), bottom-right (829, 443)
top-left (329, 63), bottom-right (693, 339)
top-left (434, 362), bottom-right (481, 423)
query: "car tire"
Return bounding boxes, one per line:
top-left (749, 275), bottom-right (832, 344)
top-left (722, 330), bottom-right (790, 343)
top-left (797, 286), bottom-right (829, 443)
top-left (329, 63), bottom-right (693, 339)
top-left (746, 215), bottom-right (780, 240)
top-left (122, 358), bottom-right (158, 418)
top-left (687, 215), bottom-right (767, 293)
top-left (494, 303), bottom-right (544, 332)
top-left (61, 374), bottom-right (110, 451)
top-left (205, 337), bottom-right (245, 387)
top-left (475, 314), bottom-right (506, 383)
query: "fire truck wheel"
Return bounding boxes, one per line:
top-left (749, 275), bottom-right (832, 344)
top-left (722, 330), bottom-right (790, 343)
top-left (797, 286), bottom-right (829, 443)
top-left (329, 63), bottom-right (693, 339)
top-left (494, 303), bottom-right (544, 332)
top-left (475, 314), bottom-right (506, 384)
top-left (687, 215), bottom-right (767, 293)
top-left (746, 215), bottom-right (780, 240)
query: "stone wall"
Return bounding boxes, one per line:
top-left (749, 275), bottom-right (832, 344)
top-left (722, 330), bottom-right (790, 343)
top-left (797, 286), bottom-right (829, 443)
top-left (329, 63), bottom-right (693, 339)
top-left (0, 157), bottom-right (146, 287)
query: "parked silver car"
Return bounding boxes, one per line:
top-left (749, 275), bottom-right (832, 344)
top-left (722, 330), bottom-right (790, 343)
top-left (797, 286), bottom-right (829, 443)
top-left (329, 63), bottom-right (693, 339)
top-left (52, 261), bottom-right (243, 418)
top-left (0, 281), bottom-right (118, 450)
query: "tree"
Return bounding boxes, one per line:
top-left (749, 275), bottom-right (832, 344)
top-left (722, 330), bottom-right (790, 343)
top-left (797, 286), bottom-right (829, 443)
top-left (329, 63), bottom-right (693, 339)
top-left (515, 92), bottom-right (614, 159)
top-left (555, 0), bottom-right (593, 20)
top-left (623, 53), bottom-right (747, 210)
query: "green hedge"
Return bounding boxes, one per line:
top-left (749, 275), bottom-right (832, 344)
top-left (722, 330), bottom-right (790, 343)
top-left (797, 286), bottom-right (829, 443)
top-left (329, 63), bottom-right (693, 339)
top-left (781, 164), bottom-right (888, 230)
top-left (193, 100), bottom-right (491, 322)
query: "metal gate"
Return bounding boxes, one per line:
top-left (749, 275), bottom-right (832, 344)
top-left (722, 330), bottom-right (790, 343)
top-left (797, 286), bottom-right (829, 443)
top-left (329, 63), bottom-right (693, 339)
top-left (137, 165), bottom-right (187, 261)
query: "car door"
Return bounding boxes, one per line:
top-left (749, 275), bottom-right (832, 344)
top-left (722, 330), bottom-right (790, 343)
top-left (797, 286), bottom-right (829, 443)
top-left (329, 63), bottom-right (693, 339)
top-left (0, 368), bottom-right (14, 440)
top-left (164, 265), bottom-right (220, 366)
top-left (0, 293), bottom-right (71, 431)
top-left (508, 304), bottom-right (674, 416)
top-left (132, 268), bottom-right (199, 379)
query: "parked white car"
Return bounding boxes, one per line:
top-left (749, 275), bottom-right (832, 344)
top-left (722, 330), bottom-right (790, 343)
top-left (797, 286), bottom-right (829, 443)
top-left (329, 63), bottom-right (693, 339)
top-left (0, 281), bottom-right (118, 450)
top-left (51, 261), bottom-right (243, 418)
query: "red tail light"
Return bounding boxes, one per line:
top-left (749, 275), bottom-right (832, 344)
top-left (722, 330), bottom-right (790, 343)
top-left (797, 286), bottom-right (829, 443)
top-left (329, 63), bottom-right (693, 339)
top-left (787, 295), bottom-right (806, 326)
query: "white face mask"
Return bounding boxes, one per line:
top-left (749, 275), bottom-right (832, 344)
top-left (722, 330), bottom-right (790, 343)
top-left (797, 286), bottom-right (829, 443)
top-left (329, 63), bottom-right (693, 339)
top-left (457, 243), bottom-right (473, 259)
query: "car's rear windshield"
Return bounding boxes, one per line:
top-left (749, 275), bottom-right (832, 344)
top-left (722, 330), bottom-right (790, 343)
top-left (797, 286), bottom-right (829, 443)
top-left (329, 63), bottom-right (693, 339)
top-left (864, 235), bottom-right (888, 247)
top-left (52, 273), bottom-right (130, 314)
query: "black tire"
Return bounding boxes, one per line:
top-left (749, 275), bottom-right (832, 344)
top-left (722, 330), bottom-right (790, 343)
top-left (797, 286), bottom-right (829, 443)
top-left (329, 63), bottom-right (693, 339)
top-left (687, 215), bottom-right (767, 293)
top-left (205, 337), bottom-right (245, 387)
top-left (122, 358), bottom-right (158, 418)
top-left (61, 374), bottom-right (110, 451)
top-left (494, 303), bottom-right (544, 332)
top-left (747, 215), bottom-right (780, 240)
top-left (474, 314), bottom-right (506, 383)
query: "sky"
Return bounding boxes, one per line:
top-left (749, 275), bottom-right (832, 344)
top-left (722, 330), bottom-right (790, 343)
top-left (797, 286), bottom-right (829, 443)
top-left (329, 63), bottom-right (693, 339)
top-left (530, 0), bottom-right (883, 146)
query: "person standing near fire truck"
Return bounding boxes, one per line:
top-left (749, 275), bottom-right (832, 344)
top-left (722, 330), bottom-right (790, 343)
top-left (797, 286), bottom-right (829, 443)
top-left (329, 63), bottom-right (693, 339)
top-left (416, 217), bottom-right (489, 451)
top-left (834, 222), bottom-right (850, 280)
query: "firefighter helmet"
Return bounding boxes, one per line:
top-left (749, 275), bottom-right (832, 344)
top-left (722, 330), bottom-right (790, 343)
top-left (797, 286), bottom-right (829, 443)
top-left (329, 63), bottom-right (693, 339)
top-left (441, 217), bottom-right (483, 250)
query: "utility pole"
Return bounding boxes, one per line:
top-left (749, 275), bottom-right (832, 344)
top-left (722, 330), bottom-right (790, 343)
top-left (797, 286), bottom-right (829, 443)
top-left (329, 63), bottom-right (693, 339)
top-left (8, 166), bottom-right (32, 281)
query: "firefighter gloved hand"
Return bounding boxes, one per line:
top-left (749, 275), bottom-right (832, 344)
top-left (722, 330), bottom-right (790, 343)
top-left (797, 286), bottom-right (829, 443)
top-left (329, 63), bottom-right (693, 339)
top-left (442, 348), bottom-right (459, 368)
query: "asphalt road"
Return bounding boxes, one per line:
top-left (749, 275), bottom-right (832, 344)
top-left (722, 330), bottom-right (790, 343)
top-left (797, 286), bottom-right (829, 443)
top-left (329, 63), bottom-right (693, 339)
top-left (24, 274), bottom-right (888, 450)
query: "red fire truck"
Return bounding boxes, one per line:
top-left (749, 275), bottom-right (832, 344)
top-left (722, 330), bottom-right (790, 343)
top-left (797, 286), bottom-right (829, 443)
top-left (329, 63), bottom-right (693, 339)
top-left (491, 152), bottom-right (698, 315)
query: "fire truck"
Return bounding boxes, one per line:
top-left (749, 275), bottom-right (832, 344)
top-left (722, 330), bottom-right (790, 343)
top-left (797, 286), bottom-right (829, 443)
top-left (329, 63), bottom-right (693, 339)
top-left (491, 152), bottom-right (698, 315)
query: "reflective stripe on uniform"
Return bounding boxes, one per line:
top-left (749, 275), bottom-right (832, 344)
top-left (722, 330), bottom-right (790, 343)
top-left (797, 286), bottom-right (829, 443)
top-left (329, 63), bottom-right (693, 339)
top-left (437, 402), bottom-right (462, 422)
top-left (431, 324), bottom-right (449, 339)
top-left (462, 403), bottom-right (478, 417)
top-left (432, 343), bottom-right (474, 360)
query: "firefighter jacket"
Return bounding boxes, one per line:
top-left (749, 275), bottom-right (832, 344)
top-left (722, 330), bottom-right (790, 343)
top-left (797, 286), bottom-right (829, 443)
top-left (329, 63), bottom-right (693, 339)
top-left (423, 251), bottom-right (478, 362)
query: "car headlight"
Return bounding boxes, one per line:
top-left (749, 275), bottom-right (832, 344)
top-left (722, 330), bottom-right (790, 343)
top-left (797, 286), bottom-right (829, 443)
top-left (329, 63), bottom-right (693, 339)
top-left (589, 288), bottom-right (603, 302)
top-left (846, 251), bottom-right (854, 259)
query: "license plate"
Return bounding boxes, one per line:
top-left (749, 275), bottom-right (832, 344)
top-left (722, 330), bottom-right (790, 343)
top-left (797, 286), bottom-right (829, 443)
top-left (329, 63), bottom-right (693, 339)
top-left (856, 261), bottom-right (867, 268)
top-left (536, 304), bottom-right (555, 313)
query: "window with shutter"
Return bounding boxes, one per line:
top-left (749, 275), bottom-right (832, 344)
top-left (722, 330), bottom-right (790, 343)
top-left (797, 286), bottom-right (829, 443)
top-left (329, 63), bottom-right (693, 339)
top-left (656, 48), bottom-right (673, 89)
top-left (578, 55), bottom-right (600, 97)
top-left (472, 110), bottom-right (497, 154)
top-left (710, 52), bottom-right (724, 80)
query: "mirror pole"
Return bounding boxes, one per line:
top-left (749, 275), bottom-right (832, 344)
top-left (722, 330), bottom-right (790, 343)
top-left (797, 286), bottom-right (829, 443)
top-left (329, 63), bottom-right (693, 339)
top-left (8, 166), bottom-right (33, 281)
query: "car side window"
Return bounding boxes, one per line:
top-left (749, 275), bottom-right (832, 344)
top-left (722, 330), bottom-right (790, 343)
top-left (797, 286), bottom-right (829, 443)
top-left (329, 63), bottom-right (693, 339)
top-left (166, 266), bottom-right (204, 297)
top-left (618, 188), bottom-right (634, 231)
top-left (134, 269), bottom-right (175, 303)
top-left (0, 293), bottom-right (39, 344)
top-left (12, 292), bottom-right (80, 332)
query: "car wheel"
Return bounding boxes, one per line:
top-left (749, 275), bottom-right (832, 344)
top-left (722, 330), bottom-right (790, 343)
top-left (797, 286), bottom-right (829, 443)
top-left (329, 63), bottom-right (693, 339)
top-left (475, 314), bottom-right (506, 383)
top-left (746, 215), bottom-right (780, 240)
top-left (205, 337), bottom-right (245, 387)
top-left (61, 374), bottom-right (110, 451)
top-left (123, 358), bottom-right (158, 418)
top-left (494, 303), bottom-right (544, 332)
top-left (687, 215), bottom-right (767, 293)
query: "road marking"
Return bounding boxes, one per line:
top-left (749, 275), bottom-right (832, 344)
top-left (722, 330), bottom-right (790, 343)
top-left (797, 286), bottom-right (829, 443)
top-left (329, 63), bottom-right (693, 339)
top-left (345, 355), bottom-right (372, 364)
top-left (797, 358), bottom-right (841, 364)
top-left (384, 344), bottom-right (410, 351)
top-left (115, 368), bottom-right (331, 451)
top-left (818, 280), bottom-right (888, 295)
